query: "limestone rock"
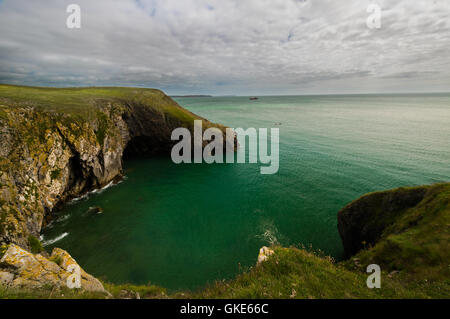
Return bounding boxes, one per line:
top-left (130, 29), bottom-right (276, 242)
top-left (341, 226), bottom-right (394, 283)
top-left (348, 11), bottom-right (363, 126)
top-left (50, 247), bottom-right (105, 292)
top-left (0, 271), bottom-right (14, 285)
top-left (118, 289), bottom-right (141, 299)
top-left (257, 246), bottom-right (274, 264)
top-left (0, 244), bottom-right (106, 293)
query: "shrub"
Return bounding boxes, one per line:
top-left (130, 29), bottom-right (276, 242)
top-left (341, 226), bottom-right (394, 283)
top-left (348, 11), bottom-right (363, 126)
top-left (28, 235), bottom-right (44, 254)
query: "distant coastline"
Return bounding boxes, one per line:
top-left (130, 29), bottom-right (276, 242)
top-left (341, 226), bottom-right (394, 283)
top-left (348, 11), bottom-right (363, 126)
top-left (171, 95), bottom-right (213, 98)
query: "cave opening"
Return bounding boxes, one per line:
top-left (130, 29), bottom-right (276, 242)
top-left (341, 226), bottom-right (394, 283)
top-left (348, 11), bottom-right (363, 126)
top-left (122, 135), bottom-right (173, 160)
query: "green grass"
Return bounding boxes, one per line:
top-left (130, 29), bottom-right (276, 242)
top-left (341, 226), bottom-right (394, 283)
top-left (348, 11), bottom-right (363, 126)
top-left (95, 111), bottom-right (109, 146)
top-left (103, 282), bottom-right (167, 299)
top-left (189, 247), bottom-right (434, 299)
top-left (27, 235), bottom-right (44, 254)
top-left (0, 285), bottom-right (109, 299)
top-left (0, 282), bottom-right (166, 299)
top-left (343, 183), bottom-right (450, 284)
top-left (0, 84), bottom-right (203, 127)
top-left (0, 106), bottom-right (7, 120)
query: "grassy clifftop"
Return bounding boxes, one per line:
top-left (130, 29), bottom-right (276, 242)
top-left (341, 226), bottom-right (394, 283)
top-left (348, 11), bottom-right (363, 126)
top-left (0, 84), bottom-right (201, 127)
top-left (340, 183), bottom-right (450, 284)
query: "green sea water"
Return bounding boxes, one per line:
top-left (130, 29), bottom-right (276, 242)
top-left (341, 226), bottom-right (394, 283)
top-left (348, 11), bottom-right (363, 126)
top-left (42, 94), bottom-right (450, 291)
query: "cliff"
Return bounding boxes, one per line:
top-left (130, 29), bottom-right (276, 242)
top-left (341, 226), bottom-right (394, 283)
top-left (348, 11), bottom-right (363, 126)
top-left (338, 183), bottom-right (450, 282)
top-left (0, 84), bottom-right (230, 250)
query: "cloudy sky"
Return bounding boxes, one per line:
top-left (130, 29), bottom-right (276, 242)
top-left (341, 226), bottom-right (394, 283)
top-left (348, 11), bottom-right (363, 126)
top-left (0, 0), bottom-right (449, 95)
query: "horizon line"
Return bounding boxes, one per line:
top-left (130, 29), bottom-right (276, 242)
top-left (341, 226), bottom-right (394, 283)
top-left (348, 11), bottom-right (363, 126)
top-left (1, 83), bottom-right (449, 98)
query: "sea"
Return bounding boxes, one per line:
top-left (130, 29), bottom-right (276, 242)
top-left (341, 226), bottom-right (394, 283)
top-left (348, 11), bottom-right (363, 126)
top-left (42, 93), bottom-right (450, 291)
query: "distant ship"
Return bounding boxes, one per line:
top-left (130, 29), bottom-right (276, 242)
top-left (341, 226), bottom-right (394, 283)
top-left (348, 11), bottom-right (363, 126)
top-left (171, 95), bottom-right (212, 98)
top-left (249, 97), bottom-right (259, 100)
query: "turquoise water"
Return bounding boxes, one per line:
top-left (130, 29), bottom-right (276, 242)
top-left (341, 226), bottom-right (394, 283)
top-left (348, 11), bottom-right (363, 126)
top-left (42, 94), bottom-right (450, 291)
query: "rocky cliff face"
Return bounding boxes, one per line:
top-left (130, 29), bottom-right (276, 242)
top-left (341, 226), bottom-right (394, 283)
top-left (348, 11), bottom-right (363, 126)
top-left (1, 103), bottom-right (122, 248)
top-left (0, 85), bottom-right (232, 250)
top-left (0, 244), bottom-right (106, 293)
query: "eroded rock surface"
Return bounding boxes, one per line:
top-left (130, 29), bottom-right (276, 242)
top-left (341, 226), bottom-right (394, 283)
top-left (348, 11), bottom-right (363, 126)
top-left (0, 244), bottom-right (105, 292)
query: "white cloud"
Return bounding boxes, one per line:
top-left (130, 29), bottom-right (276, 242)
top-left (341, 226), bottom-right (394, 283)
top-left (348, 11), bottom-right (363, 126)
top-left (0, 0), bottom-right (449, 94)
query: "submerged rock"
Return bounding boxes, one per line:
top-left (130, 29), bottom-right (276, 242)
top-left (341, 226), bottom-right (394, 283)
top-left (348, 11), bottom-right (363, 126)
top-left (0, 244), bottom-right (106, 293)
top-left (87, 206), bottom-right (103, 214)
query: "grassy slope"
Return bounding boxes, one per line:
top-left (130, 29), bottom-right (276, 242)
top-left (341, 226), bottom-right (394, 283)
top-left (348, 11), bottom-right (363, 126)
top-left (0, 84), bottom-right (223, 130)
top-left (343, 184), bottom-right (450, 284)
top-left (192, 247), bottom-right (435, 299)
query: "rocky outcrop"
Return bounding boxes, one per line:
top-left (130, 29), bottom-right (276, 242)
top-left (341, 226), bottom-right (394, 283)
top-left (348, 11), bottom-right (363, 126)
top-left (257, 246), bottom-right (274, 264)
top-left (0, 85), bottom-right (234, 250)
top-left (337, 185), bottom-right (429, 257)
top-left (0, 244), bottom-right (106, 293)
top-left (0, 103), bottom-right (125, 248)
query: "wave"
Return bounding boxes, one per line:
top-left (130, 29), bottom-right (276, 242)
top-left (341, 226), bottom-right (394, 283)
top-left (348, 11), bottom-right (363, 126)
top-left (69, 177), bottom-right (125, 204)
top-left (42, 232), bottom-right (69, 246)
top-left (255, 219), bottom-right (280, 245)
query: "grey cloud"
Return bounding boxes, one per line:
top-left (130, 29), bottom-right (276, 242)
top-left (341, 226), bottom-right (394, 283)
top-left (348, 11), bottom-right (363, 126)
top-left (0, 0), bottom-right (449, 95)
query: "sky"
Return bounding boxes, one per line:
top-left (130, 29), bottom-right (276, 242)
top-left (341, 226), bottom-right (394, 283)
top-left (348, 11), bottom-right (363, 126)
top-left (0, 0), bottom-right (449, 95)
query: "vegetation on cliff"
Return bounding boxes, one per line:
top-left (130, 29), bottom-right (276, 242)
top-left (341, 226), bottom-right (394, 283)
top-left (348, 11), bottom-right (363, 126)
top-left (0, 85), bottom-right (201, 125)
top-left (193, 247), bottom-right (434, 298)
top-left (340, 183), bottom-right (450, 285)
